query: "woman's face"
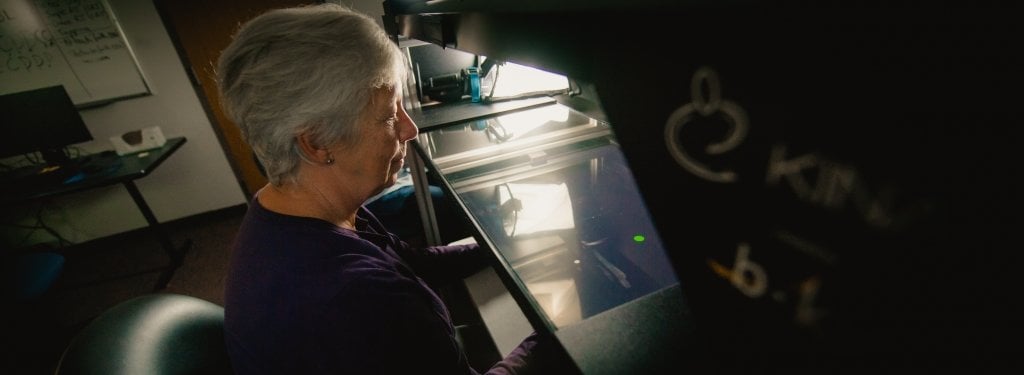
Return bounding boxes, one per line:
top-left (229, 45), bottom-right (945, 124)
top-left (332, 86), bottom-right (418, 199)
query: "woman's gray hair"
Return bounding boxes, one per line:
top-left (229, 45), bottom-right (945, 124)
top-left (216, 3), bottom-right (406, 186)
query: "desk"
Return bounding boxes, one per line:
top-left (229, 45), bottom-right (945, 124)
top-left (2, 137), bottom-right (189, 291)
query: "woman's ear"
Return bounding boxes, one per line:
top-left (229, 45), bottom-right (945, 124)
top-left (296, 132), bottom-right (332, 165)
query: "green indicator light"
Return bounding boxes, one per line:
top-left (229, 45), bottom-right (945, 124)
top-left (633, 234), bottom-right (645, 243)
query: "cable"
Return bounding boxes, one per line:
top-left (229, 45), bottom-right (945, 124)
top-left (487, 64), bottom-right (500, 100)
top-left (568, 78), bottom-right (583, 96)
top-left (24, 152), bottom-right (42, 165)
top-left (497, 183), bottom-right (520, 238)
top-left (485, 122), bottom-right (514, 143)
top-left (3, 202), bottom-right (74, 249)
top-left (482, 88), bottom-right (570, 104)
top-left (37, 202), bottom-right (74, 247)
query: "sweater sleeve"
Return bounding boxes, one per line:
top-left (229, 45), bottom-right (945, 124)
top-left (397, 242), bottom-right (491, 284)
top-left (359, 205), bottom-right (490, 284)
top-left (487, 331), bottom-right (580, 375)
top-left (321, 263), bottom-right (548, 374)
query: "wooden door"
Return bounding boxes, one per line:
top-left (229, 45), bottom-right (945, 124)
top-left (154, 0), bottom-right (316, 197)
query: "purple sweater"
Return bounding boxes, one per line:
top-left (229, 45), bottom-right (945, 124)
top-left (224, 198), bottom-right (538, 374)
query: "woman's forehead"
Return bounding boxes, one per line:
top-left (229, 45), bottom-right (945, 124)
top-left (369, 86), bottom-right (400, 107)
top-left (358, 86), bottom-right (400, 123)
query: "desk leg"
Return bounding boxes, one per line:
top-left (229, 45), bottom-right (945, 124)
top-left (408, 152), bottom-right (442, 246)
top-left (122, 181), bottom-right (189, 291)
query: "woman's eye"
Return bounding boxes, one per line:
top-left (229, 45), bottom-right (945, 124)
top-left (384, 116), bottom-right (398, 127)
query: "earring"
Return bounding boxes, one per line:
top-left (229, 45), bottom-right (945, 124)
top-left (325, 156), bottom-right (335, 165)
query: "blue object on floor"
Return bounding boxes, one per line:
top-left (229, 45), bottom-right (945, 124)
top-left (8, 252), bottom-right (65, 300)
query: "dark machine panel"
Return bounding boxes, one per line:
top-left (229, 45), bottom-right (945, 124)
top-left (387, 1), bottom-right (1022, 372)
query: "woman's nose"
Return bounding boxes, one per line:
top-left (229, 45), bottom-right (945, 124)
top-left (398, 107), bottom-right (418, 141)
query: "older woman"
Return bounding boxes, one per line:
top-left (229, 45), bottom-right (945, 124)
top-left (216, 4), bottom-right (567, 374)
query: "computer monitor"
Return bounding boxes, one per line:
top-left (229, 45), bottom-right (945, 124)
top-left (0, 86), bottom-right (93, 166)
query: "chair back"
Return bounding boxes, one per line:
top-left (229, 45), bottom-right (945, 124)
top-left (55, 293), bottom-right (232, 375)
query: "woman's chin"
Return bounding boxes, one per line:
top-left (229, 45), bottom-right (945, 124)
top-left (381, 174), bottom-right (399, 189)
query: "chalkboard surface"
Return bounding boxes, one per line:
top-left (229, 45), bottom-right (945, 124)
top-left (0, 0), bottom-right (149, 106)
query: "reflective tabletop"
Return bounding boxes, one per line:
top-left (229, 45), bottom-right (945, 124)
top-left (418, 102), bottom-right (679, 329)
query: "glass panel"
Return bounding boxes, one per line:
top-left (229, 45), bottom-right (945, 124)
top-left (418, 104), bottom-right (610, 174)
top-left (423, 103), bottom-right (678, 328)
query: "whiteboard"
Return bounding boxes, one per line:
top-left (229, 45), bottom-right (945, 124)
top-left (0, 0), bottom-right (150, 106)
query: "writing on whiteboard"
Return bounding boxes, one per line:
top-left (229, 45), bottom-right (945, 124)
top-left (0, 30), bottom-right (56, 72)
top-left (40, 0), bottom-right (127, 64)
top-left (0, 0), bottom-right (150, 105)
top-left (1, 0), bottom-right (124, 76)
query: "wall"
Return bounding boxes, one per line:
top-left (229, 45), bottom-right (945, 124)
top-left (2, 0), bottom-right (246, 248)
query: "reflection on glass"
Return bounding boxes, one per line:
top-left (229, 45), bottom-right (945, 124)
top-left (497, 182), bottom-right (574, 237)
top-left (491, 105), bottom-right (570, 143)
top-left (427, 103), bottom-right (678, 329)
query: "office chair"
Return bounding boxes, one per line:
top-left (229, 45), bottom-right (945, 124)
top-left (54, 293), bottom-right (232, 375)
